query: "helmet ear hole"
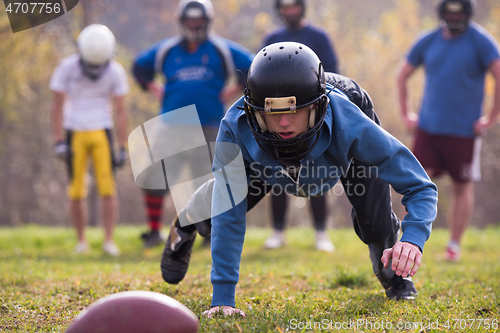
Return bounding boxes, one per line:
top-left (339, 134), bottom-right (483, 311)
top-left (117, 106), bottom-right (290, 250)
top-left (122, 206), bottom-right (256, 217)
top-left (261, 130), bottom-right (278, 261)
top-left (255, 111), bottom-right (268, 131)
top-left (309, 107), bottom-right (317, 128)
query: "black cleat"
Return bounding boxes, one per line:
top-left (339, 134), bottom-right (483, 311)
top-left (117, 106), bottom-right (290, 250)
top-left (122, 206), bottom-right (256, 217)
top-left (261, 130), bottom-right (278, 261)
top-left (160, 217), bottom-right (197, 284)
top-left (383, 274), bottom-right (417, 300)
top-left (141, 230), bottom-right (165, 248)
top-left (368, 243), bottom-right (416, 301)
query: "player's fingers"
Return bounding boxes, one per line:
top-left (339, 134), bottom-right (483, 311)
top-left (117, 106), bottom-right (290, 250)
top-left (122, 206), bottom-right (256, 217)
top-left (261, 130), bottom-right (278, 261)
top-left (401, 250), bottom-right (417, 278)
top-left (381, 248), bottom-right (393, 268)
top-left (395, 247), bottom-right (411, 276)
top-left (409, 251), bottom-right (422, 277)
top-left (223, 307), bottom-right (246, 317)
top-left (202, 306), bottom-right (222, 318)
top-left (390, 243), bottom-right (404, 271)
top-left (203, 306), bottom-right (245, 318)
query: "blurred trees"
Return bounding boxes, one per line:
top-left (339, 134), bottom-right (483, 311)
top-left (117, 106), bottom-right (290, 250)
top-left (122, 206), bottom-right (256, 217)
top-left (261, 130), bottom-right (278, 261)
top-left (0, 13), bottom-right (71, 225)
top-left (0, 6), bottom-right (157, 227)
top-left (1, 0), bottom-right (499, 228)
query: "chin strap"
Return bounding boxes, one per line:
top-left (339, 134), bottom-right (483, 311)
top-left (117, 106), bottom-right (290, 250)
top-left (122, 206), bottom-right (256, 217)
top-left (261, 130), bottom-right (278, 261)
top-left (309, 107), bottom-right (317, 128)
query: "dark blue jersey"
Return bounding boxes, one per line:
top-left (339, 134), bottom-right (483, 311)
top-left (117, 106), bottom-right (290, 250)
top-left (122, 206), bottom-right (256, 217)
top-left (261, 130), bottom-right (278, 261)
top-left (407, 23), bottom-right (500, 138)
top-left (263, 24), bottom-right (339, 73)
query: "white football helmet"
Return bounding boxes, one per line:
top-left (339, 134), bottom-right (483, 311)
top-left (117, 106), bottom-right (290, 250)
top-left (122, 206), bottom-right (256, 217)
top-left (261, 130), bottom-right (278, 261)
top-left (77, 24), bottom-right (116, 79)
top-left (78, 24), bottom-right (115, 65)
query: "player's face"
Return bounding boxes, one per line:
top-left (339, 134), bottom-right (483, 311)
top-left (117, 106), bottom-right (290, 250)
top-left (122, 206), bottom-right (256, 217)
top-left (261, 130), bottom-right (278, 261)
top-left (262, 105), bottom-right (311, 139)
top-left (442, 10), bottom-right (468, 33)
top-left (279, 4), bottom-right (303, 26)
top-left (183, 18), bottom-right (208, 33)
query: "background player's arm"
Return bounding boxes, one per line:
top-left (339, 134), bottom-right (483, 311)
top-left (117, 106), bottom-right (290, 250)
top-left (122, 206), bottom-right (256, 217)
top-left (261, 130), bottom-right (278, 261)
top-left (475, 58), bottom-right (500, 135)
top-left (147, 81), bottom-right (164, 101)
top-left (396, 60), bottom-right (418, 132)
top-left (113, 95), bottom-right (127, 148)
top-left (220, 42), bottom-right (254, 104)
top-left (132, 45), bottom-right (161, 99)
top-left (220, 84), bottom-right (242, 104)
top-left (52, 91), bottom-right (65, 143)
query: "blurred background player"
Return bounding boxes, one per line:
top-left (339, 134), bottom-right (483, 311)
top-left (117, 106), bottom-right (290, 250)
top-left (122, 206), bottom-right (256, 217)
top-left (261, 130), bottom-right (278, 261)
top-left (51, 24), bottom-right (129, 256)
top-left (132, 0), bottom-right (254, 248)
top-left (396, 0), bottom-right (500, 261)
top-left (261, 0), bottom-right (339, 251)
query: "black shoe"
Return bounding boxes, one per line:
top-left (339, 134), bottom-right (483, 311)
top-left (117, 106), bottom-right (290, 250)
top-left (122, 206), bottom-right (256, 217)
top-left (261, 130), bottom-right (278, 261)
top-left (367, 243), bottom-right (416, 300)
top-left (141, 230), bottom-right (165, 248)
top-left (382, 274), bottom-right (417, 300)
top-left (160, 217), bottom-right (196, 284)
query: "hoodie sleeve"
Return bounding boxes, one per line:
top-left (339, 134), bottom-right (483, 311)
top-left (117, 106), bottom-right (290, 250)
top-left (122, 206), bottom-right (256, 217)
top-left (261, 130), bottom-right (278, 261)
top-left (334, 95), bottom-right (437, 251)
top-left (210, 118), bottom-right (250, 308)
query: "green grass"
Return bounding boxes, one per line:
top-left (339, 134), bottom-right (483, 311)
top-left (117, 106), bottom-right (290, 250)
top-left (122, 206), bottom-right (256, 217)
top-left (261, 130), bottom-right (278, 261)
top-left (0, 225), bottom-right (499, 332)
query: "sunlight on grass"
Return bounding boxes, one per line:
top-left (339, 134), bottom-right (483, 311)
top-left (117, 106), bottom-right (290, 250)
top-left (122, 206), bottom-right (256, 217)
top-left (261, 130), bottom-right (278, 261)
top-left (333, 269), bottom-right (369, 288)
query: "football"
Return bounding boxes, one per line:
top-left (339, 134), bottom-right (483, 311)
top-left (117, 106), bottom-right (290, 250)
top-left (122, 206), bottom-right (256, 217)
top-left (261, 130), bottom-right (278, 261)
top-left (65, 290), bottom-right (199, 333)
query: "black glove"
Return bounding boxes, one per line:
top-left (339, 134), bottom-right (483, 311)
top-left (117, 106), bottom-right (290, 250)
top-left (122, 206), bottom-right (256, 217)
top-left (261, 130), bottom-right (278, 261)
top-left (54, 141), bottom-right (69, 160)
top-left (113, 147), bottom-right (128, 168)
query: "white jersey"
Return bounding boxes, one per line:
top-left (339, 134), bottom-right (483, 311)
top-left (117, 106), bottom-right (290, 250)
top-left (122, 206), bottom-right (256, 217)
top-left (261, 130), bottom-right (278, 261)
top-left (49, 54), bottom-right (129, 131)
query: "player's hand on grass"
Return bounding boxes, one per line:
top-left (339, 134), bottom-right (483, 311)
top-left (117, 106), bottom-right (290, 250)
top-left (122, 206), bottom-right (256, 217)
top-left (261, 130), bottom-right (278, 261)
top-left (381, 241), bottom-right (422, 278)
top-left (202, 306), bottom-right (246, 318)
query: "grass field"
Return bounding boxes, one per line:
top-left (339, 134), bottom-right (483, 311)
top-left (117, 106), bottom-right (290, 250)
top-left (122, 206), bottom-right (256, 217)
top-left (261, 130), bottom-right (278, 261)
top-left (0, 225), bottom-right (499, 332)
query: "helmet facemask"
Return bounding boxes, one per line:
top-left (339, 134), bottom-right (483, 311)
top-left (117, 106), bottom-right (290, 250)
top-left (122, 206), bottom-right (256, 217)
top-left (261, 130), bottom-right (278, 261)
top-left (178, 0), bottom-right (214, 42)
top-left (180, 17), bottom-right (210, 42)
top-left (79, 58), bottom-right (110, 81)
top-left (438, 0), bottom-right (474, 33)
top-left (245, 95), bottom-right (328, 161)
top-left (276, 0), bottom-right (305, 30)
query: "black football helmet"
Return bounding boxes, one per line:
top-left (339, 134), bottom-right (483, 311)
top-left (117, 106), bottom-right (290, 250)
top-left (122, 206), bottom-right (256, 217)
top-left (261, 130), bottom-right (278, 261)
top-left (275, 0), bottom-right (306, 10)
top-left (244, 42), bottom-right (328, 161)
top-left (438, 0), bottom-right (475, 33)
top-left (177, 0), bottom-right (214, 42)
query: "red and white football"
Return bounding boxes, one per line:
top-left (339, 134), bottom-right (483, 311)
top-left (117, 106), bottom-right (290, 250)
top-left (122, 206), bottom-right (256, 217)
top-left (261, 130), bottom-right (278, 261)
top-left (65, 291), bottom-right (199, 333)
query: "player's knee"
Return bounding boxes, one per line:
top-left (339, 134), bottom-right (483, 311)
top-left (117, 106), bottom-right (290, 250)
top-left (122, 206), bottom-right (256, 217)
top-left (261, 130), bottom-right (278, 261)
top-left (97, 184), bottom-right (115, 197)
top-left (68, 186), bottom-right (87, 200)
